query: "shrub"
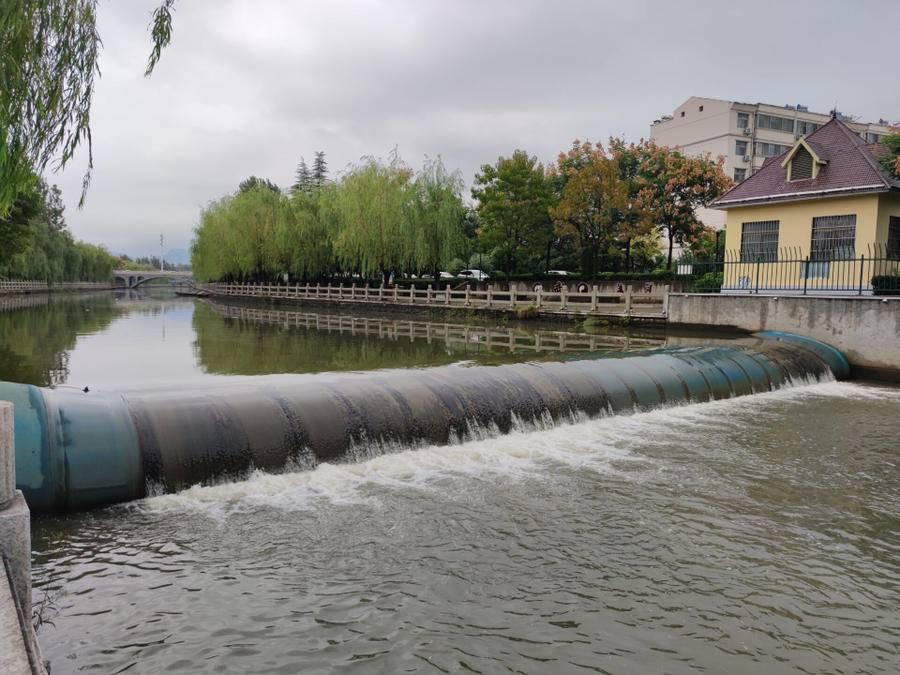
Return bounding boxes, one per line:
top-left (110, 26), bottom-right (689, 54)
top-left (691, 271), bottom-right (723, 293)
top-left (872, 275), bottom-right (900, 296)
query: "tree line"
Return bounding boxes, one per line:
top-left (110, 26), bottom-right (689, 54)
top-left (191, 141), bottom-right (732, 283)
top-left (0, 175), bottom-right (117, 283)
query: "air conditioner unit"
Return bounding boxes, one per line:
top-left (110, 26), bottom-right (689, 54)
top-left (743, 155), bottom-right (751, 162)
top-left (742, 127), bottom-right (752, 136)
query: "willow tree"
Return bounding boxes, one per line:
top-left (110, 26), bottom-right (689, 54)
top-left (408, 158), bottom-right (466, 282)
top-left (279, 188), bottom-right (335, 280)
top-left (1, 0), bottom-right (175, 217)
top-left (327, 157), bottom-right (413, 284)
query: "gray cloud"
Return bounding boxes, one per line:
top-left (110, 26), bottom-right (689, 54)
top-left (54, 0), bottom-right (899, 256)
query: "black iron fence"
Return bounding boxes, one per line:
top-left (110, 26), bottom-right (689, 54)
top-left (674, 244), bottom-right (900, 295)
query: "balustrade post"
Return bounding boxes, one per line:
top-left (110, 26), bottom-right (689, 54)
top-left (510, 284), bottom-right (516, 308)
top-left (378, 284), bottom-right (384, 302)
top-left (409, 286), bottom-right (414, 305)
top-left (487, 285), bottom-right (493, 307)
top-left (351, 283), bottom-right (356, 301)
top-left (591, 285), bottom-right (598, 311)
top-left (465, 284), bottom-right (471, 307)
top-left (427, 284), bottom-right (433, 304)
top-left (662, 285), bottom-right (670, 316)
top-left (624, 285), bottom-right (633, 315)
top-left (394, 285), bottom-right (399, 303)
top-left (858, 254), bottom-right (865, 295)
top-left (560, 284), bottom-right (568, 310)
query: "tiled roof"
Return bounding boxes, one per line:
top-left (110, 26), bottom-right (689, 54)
top-left (713, 118), bottom-right (898, 208)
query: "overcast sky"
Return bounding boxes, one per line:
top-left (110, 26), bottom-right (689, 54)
top-left (55, 0), bottom-right (899, 257)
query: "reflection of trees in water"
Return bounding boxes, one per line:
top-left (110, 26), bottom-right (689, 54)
top-left (0, 294), bottom-right (121, 386)
top-left (192, 302), bottom-right (481, 375)
top-left (192, 301), bottom-right (663, 376)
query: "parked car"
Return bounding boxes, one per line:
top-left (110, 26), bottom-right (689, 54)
top-left (547, 270), bottom-right (571, 276)
top-left (457, 269), bottom-right (490, 281)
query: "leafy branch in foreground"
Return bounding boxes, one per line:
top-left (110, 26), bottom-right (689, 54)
top-left (0, 0), bottom-right (176, 217)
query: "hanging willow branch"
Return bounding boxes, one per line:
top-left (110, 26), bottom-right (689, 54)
top-left (0, 0), bottom-right (175, 217)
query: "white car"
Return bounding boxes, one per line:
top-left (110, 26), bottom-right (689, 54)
top-left (457, 269), bottom-right (490, 281)
top-left (547, 270), bottom-right (571, 276)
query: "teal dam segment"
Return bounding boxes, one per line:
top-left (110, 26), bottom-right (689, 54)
top-left (0, 333), bottom-right (849, 514)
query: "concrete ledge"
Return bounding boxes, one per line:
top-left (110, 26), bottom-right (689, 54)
top-left (1, 556), bottom-right (43, 674)
top-left (0, 491), bottom-right (30, 623)
top-left (668, 294), bottom-right (900, 379)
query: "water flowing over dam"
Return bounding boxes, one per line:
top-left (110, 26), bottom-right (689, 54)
top-left (1, 332), bottom-right (848, 514)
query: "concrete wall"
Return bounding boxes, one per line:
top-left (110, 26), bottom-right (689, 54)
top-left (0, 402), bottom-right (44, 673)
top-left (668, 294), bottom-right (900, 378)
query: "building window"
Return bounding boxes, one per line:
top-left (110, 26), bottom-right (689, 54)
top-left (866, 132), bottom-right (882, 144)
top-left (757, 113), bottom-right (795, 133)
top-left (806, 214), bottom-right (856, 278)
top-left (888, 217), bottom-right (900, 260)
top-left (755, 142), bottom-right (790, 157)
top-left (810, 214), bottom-right (856, 261)
top-left (790, 146), bottom-right (814, 180)
top-left (735, 140), bottom-right (748, 156)
top-left (680, 111), bottom-right (685, 118)
top-left (737, 112), bottom-right (750, 129)
top-left (796, 121), bottom-right (819, 136)
top-left (740, 220), bottom-right (779, 262)
top-left (733, 168), bottom-right (747, 182)
top-left (699, 105), bottom-right (704, 112)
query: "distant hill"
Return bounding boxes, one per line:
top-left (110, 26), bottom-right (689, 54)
top-left (164, 248), bottom-right (191, 266)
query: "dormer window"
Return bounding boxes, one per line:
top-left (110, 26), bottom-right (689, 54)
top-left (791, 146), bottom-right (814, 180)
top-left (781, 138), bottom-right (826, 181)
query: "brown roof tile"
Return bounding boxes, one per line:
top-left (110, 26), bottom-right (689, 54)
top-left (713, 118), bottom-right (897, 207)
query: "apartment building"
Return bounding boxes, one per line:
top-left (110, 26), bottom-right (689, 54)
top-left (650, 96), bottom-right (895, 229)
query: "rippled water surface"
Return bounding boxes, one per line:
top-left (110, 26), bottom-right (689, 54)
top-left (4, 291), bottom-right (898, 673)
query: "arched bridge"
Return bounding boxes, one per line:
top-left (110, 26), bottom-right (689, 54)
top-left (113, 270), bottom-right (194, 289)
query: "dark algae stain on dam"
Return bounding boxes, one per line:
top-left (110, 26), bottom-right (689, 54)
top-left (2, 291), bottom-right (898, 673)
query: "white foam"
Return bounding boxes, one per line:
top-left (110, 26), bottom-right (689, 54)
top-left (135, 378), bottom-right (892, 519)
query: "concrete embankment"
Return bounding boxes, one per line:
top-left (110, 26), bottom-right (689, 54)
top-left (0, 402), bottom-right (45, 674)
top-left (668, 294), bottom-right (900, 379)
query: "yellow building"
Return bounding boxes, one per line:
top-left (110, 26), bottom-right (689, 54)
top-left (712, 116), bottom-right (900, 294)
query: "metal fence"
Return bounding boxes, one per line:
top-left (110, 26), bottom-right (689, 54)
top-left (675, 244), bottom-right (900, 295)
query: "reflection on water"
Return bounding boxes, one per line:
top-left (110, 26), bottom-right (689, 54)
top-left (0, 290), bottom-right (667, 388)
top-left (0, 292), bottom-right (122, 386)
top-left (194, 300), bottom-right (665, 375)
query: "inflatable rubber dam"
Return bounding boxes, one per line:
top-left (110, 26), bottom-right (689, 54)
top-left (1, 332), bottom-right (849, 514)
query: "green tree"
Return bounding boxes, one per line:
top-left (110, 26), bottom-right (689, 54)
top-left (549, 141), bottom-right (631, 276)
top-left (312, 151), bottom-right (328, 187)
top-left (0, 178), bottom-right (40, 267)
top-left (325, 156), bottom-right (412, 285)
top-left (408, 157), bottom-right (466, 282)
top-left (1, 0), bottom-right (175, 216)
top-left (292, 157), bottom-right (313, 194)
top-left (471, 150), bottom-right (555, 278)
top-left (238, 176), bottom-right (280, 194)
top-left (878, 133), bottom-right (900, 178)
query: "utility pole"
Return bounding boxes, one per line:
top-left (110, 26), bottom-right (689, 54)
top-left (160, 234), bottom-right (164, 272)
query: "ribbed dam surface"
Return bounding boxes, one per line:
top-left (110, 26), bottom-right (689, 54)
top-left (1, 292), bottom-right (896, 674)
top-left (4, 330), bottom-right (847, 513)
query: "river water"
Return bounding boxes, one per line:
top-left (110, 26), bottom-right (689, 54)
top-left (2, 290), bottom-right (898, 674)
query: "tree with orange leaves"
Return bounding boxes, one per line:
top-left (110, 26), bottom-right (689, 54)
top-left (622, 141), bottom-right (732, 269)
top-left (549, 141), bottom-right (644, 276)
